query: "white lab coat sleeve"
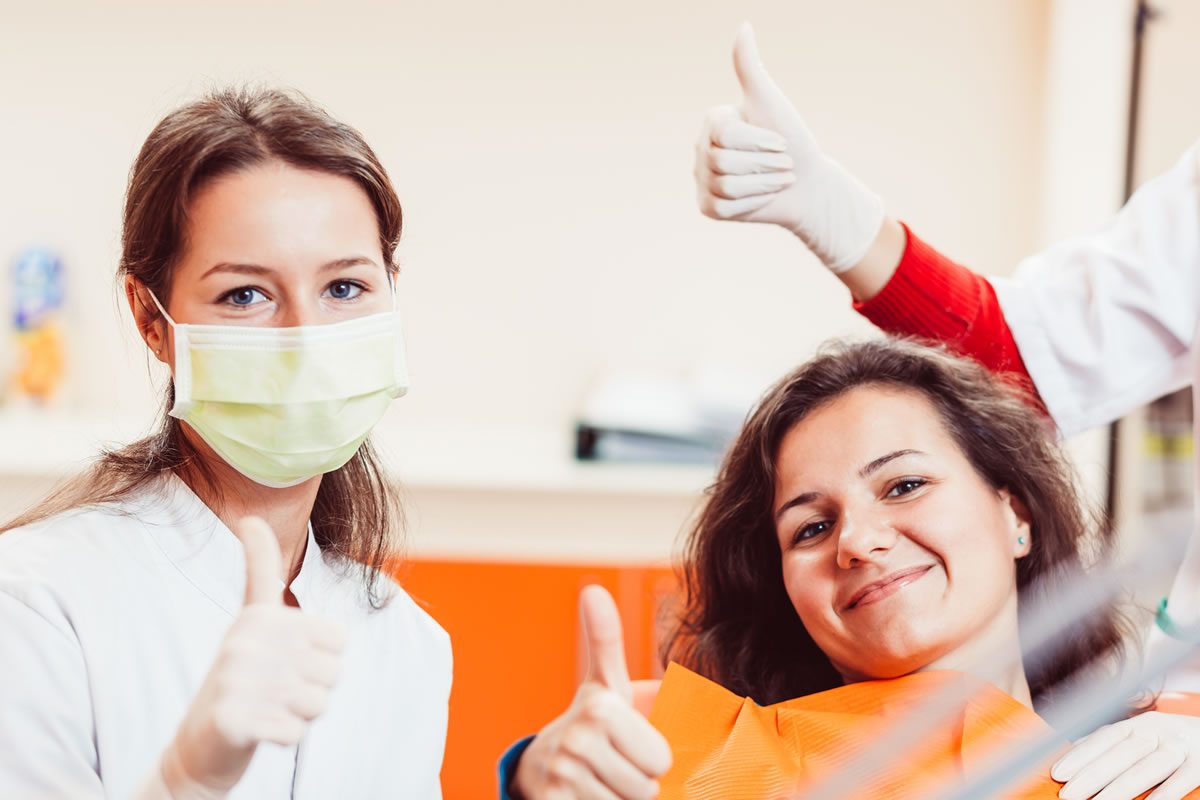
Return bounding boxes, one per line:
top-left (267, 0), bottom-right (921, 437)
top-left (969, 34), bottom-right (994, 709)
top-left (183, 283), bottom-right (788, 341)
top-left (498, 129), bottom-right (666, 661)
top-left (989, 140), bottom-right (1200, 438)
top-left (0, 589), bottom-right (104, 798)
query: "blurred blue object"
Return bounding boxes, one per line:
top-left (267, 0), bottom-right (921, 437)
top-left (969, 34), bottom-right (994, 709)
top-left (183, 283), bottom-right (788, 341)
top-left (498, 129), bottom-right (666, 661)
top-left (13, 247), bottom-right (65, 330)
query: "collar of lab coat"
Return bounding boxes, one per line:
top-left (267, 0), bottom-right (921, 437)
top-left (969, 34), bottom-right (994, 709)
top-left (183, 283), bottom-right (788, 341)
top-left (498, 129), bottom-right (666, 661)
top-left (129, 472), bottom-right (361, 619)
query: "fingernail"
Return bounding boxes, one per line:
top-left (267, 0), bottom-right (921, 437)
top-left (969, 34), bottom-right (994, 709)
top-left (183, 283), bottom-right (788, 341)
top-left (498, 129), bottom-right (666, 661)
top-left (762, 136), bottom-right (787, 152)
top-left (776, 172), bottom-right (796, 185)
top-left (1049, 764), bottom-right (1072, 783)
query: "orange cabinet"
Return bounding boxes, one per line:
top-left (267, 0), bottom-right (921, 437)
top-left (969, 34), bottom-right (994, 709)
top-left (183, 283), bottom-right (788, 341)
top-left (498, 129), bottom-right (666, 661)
top-left (393, 559), bottom-right (678, 799)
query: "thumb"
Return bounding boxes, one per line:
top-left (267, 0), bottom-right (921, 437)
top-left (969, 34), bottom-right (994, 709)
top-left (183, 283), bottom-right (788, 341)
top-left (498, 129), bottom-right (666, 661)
top-left (237, 516), bottom-right (284, 607)
top-left (580, 584), bottom-right (632, 701)
top-left (732, 22), bottom-right (780, 102)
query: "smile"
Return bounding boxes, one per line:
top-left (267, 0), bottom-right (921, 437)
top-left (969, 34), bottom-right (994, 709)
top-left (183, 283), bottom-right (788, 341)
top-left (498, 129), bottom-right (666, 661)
top-left (844, 565), bottom-right (935, 610)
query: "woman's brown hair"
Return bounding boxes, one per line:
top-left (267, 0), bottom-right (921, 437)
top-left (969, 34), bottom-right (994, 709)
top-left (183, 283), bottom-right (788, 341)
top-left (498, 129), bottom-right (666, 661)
top-left (663, 338), bottom-right (1132, 710)
top-left (2, 87), bottom-right (404, 605)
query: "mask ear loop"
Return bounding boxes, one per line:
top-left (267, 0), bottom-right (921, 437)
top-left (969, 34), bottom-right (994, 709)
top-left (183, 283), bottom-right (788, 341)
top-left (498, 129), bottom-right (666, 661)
top-left (142, 287), bottom-right (193, 417)
top-left (144, 288), bottom-right (179, 329)
top-left (385, 269), bottom-right (408, 395)
top-left (134, 285), bottom-right (176, 357)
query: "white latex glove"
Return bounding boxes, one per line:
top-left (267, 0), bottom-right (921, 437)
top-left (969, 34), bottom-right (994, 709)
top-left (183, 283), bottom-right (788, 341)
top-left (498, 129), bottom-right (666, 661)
top-left (1051, 712), bottom-right (1200, 800)
top-left (156, 517), bottom-right (346, 799)
top-left (513, 585), bottom-right (672, 800)
top-left (694, 22), bottom-right (884, 272)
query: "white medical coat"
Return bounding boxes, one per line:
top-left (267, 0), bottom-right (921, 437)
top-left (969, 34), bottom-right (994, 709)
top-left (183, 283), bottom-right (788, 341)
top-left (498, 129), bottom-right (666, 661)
top-left (0, 473), bottom-right (451, 798)
top-left (988, 138), bottom-right (1200, 688)
top-left (990, 139), bottom-right (1200, 437)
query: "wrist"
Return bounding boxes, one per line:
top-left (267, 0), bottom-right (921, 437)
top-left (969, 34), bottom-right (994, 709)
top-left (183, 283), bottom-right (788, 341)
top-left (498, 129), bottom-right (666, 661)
top-left (786, 154), bottom-right (885, 273)
top-left (838, 217), bottom-right (907, 301)
top-left (159, 726), bottom-right (250, 800)
top-left (501, 735), bottom-right (538, 800)
top-left (160, 743), bottom-right (227, 800)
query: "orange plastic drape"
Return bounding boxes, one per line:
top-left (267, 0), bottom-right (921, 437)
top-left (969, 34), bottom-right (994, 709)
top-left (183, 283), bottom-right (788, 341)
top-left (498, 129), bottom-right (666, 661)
top-left (649, 662), bottom-right (1148, 799)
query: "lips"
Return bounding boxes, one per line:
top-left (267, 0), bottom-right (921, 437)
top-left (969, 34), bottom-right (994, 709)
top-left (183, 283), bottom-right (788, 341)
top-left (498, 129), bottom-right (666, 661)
top-left (843, 564), bottom-right (935, 611)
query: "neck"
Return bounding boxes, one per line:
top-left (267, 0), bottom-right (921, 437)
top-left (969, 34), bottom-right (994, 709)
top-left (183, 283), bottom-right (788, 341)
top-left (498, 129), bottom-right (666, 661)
top-left (175, 423), bottom-right (320, 590)
top-left (921, 591), bottom-right (1033, 710)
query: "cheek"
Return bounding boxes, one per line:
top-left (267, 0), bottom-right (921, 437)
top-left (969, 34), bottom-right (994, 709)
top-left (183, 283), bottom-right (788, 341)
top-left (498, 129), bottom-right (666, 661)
top-left (781, 556), bottom-right (837, 637)
top-left (909, 505), bottom-right (1019, 626)
top-left (925, 511), bottom-right (1014, 586)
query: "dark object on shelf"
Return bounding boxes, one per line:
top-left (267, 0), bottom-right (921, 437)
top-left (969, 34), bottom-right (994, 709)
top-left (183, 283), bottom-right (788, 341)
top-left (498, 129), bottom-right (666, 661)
top-left (574, 424), bottom-right (728, 465)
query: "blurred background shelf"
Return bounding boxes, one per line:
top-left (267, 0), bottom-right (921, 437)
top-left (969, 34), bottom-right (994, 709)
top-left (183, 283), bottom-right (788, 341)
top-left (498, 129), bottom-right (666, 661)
top-left (0, 409), bottom-right (717, 497)
top-left (0, 408), bottom-right (152, 478)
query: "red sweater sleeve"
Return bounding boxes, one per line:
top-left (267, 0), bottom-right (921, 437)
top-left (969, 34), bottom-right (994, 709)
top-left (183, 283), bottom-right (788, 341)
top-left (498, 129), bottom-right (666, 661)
top-left (853, 223), bottom-right (1045, 412)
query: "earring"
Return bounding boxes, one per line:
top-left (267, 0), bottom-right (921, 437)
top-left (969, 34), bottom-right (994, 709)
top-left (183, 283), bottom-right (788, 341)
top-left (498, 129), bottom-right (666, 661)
top-left (1017, 536), bottom-right (1027, 546)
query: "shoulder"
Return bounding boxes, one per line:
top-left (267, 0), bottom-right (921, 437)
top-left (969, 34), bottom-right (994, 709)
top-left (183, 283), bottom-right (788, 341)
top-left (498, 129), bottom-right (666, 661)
top-left (374, 574), bottom-right (452, 654)
top-left (335, 565), bottom-right (453, 663)
top-left (0, 492), bottom-right (164, 612)
top-left (0, 502), bottom-right (148, 576)
top-left (350, 572), bottom-right (453, 695)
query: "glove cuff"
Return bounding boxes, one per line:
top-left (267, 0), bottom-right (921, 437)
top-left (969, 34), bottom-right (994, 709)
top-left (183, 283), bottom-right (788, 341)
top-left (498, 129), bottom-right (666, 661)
top-left (787, 154), bottom-right (886, 274)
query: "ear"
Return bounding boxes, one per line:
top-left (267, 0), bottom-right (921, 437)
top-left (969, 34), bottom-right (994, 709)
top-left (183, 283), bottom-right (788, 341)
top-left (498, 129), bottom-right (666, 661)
top-left (124, 276), bottom-right (168, 365)
top-left (999, 488), bottom-right (1033, 559)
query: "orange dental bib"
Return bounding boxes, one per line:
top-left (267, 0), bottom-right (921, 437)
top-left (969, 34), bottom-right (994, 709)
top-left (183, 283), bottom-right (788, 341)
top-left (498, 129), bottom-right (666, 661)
top-left (649, 663), bottom-right (1070, 799)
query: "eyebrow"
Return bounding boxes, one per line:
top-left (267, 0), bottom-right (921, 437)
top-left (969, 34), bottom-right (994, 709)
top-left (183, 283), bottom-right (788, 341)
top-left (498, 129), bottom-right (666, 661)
top-left (859, 448), bottom-right (924, 479)
top-left (200, 256), bottom-right (379, 280)
top-left (772, 449), bottom-right (927, 522)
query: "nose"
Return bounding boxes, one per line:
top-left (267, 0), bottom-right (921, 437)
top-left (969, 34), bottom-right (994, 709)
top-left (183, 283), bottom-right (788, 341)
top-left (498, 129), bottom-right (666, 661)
top-left (278, 296), bottom-right (322, 328)
top-left (835, 506), bottom-right (899, 570)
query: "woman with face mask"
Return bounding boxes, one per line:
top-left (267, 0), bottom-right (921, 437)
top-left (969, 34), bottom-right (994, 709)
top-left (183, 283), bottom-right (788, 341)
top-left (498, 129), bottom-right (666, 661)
top-left (0, 88), bottom-right (449, 798)
top-left (509, 340), bottom-right (1200, 800)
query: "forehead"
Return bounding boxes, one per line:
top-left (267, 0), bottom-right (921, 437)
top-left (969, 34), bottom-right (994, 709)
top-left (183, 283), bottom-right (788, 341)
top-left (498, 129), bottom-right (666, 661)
top-left (179, 161), bottom-right (381, 269)
top-left (775, 385), bottom-right (960, 482)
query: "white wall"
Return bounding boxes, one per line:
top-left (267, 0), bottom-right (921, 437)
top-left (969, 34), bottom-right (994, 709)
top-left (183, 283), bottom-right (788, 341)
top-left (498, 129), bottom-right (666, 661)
top-left (1034, 0), bottom-right (1135, 520)
top-left (0, 0), bottom-right (1052, 558)
top-left (1136, 0), bottom-right (1200, 180)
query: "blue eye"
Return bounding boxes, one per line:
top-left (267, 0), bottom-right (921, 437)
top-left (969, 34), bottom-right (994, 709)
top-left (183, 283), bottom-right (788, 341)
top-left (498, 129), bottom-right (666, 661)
top-left (220, 287), bottom-right (267, 307)
top-left (887, 478), bottom-right (927, 498)
top-left (326, 280), bottom-right (364, 301)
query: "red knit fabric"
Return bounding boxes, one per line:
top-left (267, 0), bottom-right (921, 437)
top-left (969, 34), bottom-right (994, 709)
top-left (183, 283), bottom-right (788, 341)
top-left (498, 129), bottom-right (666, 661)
top-left (853, 223), bottom-right (1046, 414)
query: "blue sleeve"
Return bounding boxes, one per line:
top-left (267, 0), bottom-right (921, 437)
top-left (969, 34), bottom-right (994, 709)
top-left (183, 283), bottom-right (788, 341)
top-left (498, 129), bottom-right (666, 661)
top-left (497, 735), bottom-right (535, 799)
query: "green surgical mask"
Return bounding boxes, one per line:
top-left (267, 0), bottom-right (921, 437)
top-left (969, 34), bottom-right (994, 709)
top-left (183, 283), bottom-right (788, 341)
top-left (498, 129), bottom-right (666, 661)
top-left (149, 291), bottom-right (408, 488)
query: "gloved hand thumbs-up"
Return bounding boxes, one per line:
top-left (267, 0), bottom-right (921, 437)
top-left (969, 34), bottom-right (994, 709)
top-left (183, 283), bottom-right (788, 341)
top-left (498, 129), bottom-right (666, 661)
top-left (239, 515), bottom-right (284, 607)
top-left (732, 22), bottom-right (790, 120)
top-left (694, 22), bottom-right (885, 272)
top-left (156, 516), bottom-right (346, 799)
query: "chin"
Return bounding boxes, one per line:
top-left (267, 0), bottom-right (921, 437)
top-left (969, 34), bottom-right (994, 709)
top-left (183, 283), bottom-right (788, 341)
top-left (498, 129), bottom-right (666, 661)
top-left (840, 638), bottom-right (950, 682)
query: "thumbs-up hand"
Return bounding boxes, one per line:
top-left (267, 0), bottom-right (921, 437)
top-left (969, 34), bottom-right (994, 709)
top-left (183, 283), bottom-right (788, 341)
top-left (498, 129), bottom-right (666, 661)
top-left (694, 22), bottom-right (884, 273)
top-left (512, 586), bottom-right (672, 800)
top-left (157, 517), bottom-right (346, 799)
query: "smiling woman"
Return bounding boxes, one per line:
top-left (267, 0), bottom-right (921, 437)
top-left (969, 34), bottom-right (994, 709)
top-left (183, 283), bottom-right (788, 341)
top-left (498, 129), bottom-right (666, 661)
top-left (666, 338), bottom-right (1128, 709)
top-left (627, 340), bottom-right (1200, 799)
top-left (504, 339), bottom-right (1149, 799)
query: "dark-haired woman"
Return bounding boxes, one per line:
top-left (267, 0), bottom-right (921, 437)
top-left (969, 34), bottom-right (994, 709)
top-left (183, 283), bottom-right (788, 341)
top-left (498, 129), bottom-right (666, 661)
top-left (692, 24), bottom-right (1200, 799)
top-left (510, 340), bottom-right (1200, 800)
top-left (0, 89), bottom-right (449, 797)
